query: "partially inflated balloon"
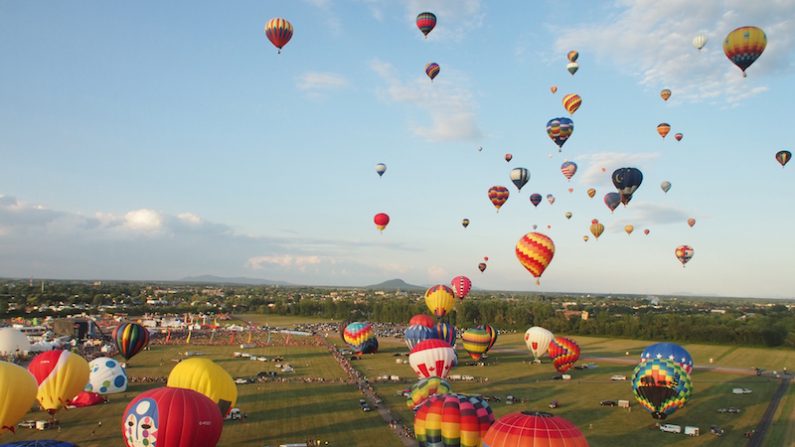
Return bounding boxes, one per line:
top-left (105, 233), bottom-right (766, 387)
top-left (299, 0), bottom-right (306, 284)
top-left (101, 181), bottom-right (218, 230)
top-left (265, 18), bottom-right (293, 54)
top-left (483, 411), bottom-right (589, 447)
top-left (0, 361), bottom-right (37, 433)
top-left (416, 12), bottom-right (437, 37)
top-left (560, 161), bottom-right (577, 180)
top-left (407, 377), bottom-right (452, 410)
top-left (562, 94), bottom-right (581, 114)
top-left (587, 188), bottom-right (596, 198)
top-left (675, 245), bottom-right (694, 267)
top-left (776, 150), bottom-right (791, 167)
top-left (375, 163), bottom-right (386, 177)
top-left (657, 123), bottom-right (671, 138)
top-left (660, 181), bottom-right (671, 193)
top-left (343, 322), bottom-right (378, 354)
top-left (425, 62), bottom-right (440, 81)
top-left (488, 186), bottom-right (510, 212)
top-left (113, 322), bottom-right (150, 361)
top-left (451, 275), bottom-right (472, 299)
top-left (510, 168), bottom-right (530, 192)
top-left (548, 337), bottom-right (580, 374)
top-left (590, 219), bottom-right (604, 240)
top-left (415, 394), bottom-right (494, 447)
top-left (546, 117), bottom-right (574, 151)
top-left (168, 358), bottom-right (238, 416)
top-left (462, 328), bottom-right (491, 361)
top-left (524, 327), bottom-right (554, 362)
top-left (660, 89), bottom-right (671, 101)
top-left (409, 339), bottom-right (456, 379)
top-left (603, 192), bottom-right (620, 213)
top-left (530, 193), bottom-right (542, 207)
top-left (515, 232), bottom-right (555, 284)
top-left (724, 26), bottom-right (766, 77)
top-left (28, 350), bottom-right (90, 414)
top-left (425, 285), bottom-right (456, 318)
top-left (632, 359), bottom-right (692, 420)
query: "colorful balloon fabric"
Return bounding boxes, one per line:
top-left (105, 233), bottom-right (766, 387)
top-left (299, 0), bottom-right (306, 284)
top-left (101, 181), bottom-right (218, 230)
top-left (776, 150), bottom-right (791, 167)
top-left (515, 232), bottom-right (555, 283)
top-left (488, 186), bottom-right (510, 212)
top-left (462, 218), bottom-right (470, 228)
top-left (409, 339), bottom-right (456, 379)
top-left (462, 328), bottom-right (491, 361)
top-left (586, 188), bottom-right (596, 198)
top-left (434, 322), bottom-right (457, 347)
top-left (660, 181), bottom-right (671, 193)
top-left (529, 193), bottom-right (542, 207)
top-left (264, 18), bottom-right (293, 53)
top-left (0, 361), bottom-right (38, 433)
top-left (373, 212), bottom-right (390, 232)
top-left (415, 394), bottom-right (494, 447)
top-left (550, 85), bottom-right (558, 94)
top-left (85, 357), bottom-right (127, 395)
top-left (624, 224), bottom-right (634, 235)
top-left (562, 94), bottom-right (581, 114)
top-left (590, 219), bottom-right (604, 240)
top-left (546, 117), bottom-right (574, 151)
top-left (657, 123), bottom-right (671, 138)
top-left (548, 336), bottom-right (580, 374)
top-left (28, 350), bottom-right (90, 414)
top-left (425, 285), bottom-right (456, 318)
top-left (567, 50), bottom-right (579, 62)
top-left (560, 161), bottom-right (577, 180)
top-left (113, 322), bottom-right (150, 361)
top-left (612, 167), bottom-right (643, 205)
top-left (451, 275), bottom-right (472, 299)
top-left (723, 26), bottom-right (767, 77)
top-left (480, 324), bottom-right (498, 351)
top-left (410, 314), bottom-right (435, 328)
top-left (122, 387), bottom-right (223, 447)
top-left (425, 62), bottom-right (440, 81)
top-left (405, 325), bottom-right (437, 351)
top-left (416, 12), bottom-right (437, 37)
top-left (524, 327), bottom-right (554, 362)
top-left (375, 163), bottom-right (386, 177)
top-left (509, 167), bottom-right (529, 192)
top-left (632, 358), bottom-right (693, 420)
top-left (675, 245), bottom-right (694, 267)
top-left (167, 358), bottom-right (238, 416)
top-left (406, 377), bottom-right (452, 410)
top-left (482, 411), bottom-right (589, 447)
top-left (343, 322), bottom-right (378, 354)
top-left (641, 342), bottom-right (694, 375)
top-left (693, 33), bottom-right (708, 50)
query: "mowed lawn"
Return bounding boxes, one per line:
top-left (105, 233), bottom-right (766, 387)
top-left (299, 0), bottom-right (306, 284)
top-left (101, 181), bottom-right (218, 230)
top-left (0, 342), bottom-right (402, 447)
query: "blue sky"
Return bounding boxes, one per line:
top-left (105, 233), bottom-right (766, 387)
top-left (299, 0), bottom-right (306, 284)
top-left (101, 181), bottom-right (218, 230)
top-left (1, 0), bottom-right (794, 298)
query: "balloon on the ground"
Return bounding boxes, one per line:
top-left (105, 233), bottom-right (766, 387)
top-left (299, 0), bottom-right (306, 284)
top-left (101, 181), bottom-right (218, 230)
top-left (675, 245), bottom-right (694, 267)
top-left (562, 94), bottom-right (581, 114)
top-left (28, 350), bottom-right (90, 414)
top-left (0, 361), bottom-right (38, 433)
top-left (415, 394), bottom-right (494, 447)
top-left (693, 33), bottom-right (708, 50)
top-left (488, 186), bottom-right (510, 212)
top-left (560, 161), bottom-right (577, 180)
top-left (113, 322), bottom-right (150, 361)
top-left (343, 322), bottom-right (378, 354)
top-left (632, 358), bottom-right (693, 420)
top-left (546, 117), bottom-right (574, 151)
top-left (410, 314), bottom-right (435, 328)
top-left (524, 327), bottom-right (554, 361)
top-left (510, 168), bottom-right (530, 192)
top-left (776, 150), bottom-right (791, 167)
top-left (122, 387), bottom-right (223, 447)
top-left (723, 26), bottom-right (766, 77)
top-left (375, 163), bottom-right (386, 177)
top-left (451, 275), bottom-right (472, 299)
top-left (167, 358), bottom-right (238, 416)
top-left (373, 213), bottom-right (390, 232)
top-left (548, 337), bottom-right (580, 373)
top-left (0, 328), bottom-right (31, 357)
top-left (641, 342), bottom-right (694, 375)
top-left (406, 377), bottom-right (452, 410)
top-left (265, 18), bottom-right (293, 53)
top-left (425, 285), bottom-right (456, 318)
top-left (416, 12), bottom-right (436, 37)
top-left (425, 62), bottom-right (440, 81)
top-left (515, 232), bottom-right (555, 284)
top-left (462, 327), bottom-right (491, 361)
top-left (482, 411), bottom-right (589, 447)
top-left (68, 391), bottom-right (105, 408)
top-left (405, 325), bottom-right (437, 351)
top-left (434, 322), bottom-right (456, 347)
top-left (86, 357), bottom-right (127, 395)
top-left (409, 339), bottom-right (456, 379)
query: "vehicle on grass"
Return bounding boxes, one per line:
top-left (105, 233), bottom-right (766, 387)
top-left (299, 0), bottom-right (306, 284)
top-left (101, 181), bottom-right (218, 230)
top-left (362, 404), bottom-right (372, 412)
top-left (618, 400), bottom-right (630, 408)
top-left (684, 426), bottom-right (700, 436)
top-left (732, 387), bottom-right (752, 394)
top-left (611, 375), bottom-right (627, 381)
top-left (660, 424), bottom-right (682, 434)
top-left (17, 420), bottom-right (36, 429)
top-left (709, 425), bottom-right (725, 437)
top-left (549, 400), bottom-right (559, 409)
top-left (600, 400), bottom-right (617, 407)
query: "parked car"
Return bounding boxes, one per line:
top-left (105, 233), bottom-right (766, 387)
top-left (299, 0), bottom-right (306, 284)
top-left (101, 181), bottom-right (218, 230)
top-left (600, 400), bottom-right (618, 407)
top-left (549, 400), bottom-right (559, 409)
top-left (17, 420), bottom-right (36, 429)
top-left (362, 405), bottom-right (372, 412)
top-left (727, 407), bottom-right (742, 414)
top-left (709, 425), bottom-right (725, 437)
top-left (610, 375), bottom-right (627, 381)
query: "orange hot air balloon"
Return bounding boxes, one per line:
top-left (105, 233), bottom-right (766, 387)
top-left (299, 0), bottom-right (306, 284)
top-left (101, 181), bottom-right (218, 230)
top-left (687, 218), bottom-right (696, 228)
top-left (265, 18), bottom-right (294, 54)
top-left (488, 186), bottom-right (510, 212)
top-left (562, 94), bottom-right (581, 114)
top-left (550, 85), bottom-right (558, 94)
top-left (515, 232), bottom-right (555, 285)
top-left (586, 188), bottom-right (596, 198)
top-left (644, 229), bottom-right (650, 236)
top-left (624, 224), bottom-right (634, 235)
top-left (660, 89), bottom-right (671, 101)
top-left (657, 123), bottom-right (671, 138)
top-left (567, 187), bottom-right (574, 193)
top-left (590, 219), bottom-right (604, 240)
top-left (374, 213), bottom-right (390, 232)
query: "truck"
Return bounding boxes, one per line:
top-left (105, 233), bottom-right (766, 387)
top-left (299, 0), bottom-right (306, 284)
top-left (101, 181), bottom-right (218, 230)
top-left (618, 400), bottom-right (630, 408)
top-left (684, 426), bottom-right (700, 436)
top-left (659, 424), bottom-right (682, 434)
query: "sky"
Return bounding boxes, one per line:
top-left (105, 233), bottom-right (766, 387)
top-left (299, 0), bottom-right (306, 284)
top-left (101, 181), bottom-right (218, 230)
top-left (1, 0), bottom-right (794, 298)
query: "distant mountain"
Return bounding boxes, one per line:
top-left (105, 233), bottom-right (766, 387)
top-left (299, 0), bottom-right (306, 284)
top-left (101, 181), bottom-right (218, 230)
top-left (179, 275), bottom-right (292, 286)
top-left (365, 278), bottom-right (425, 291)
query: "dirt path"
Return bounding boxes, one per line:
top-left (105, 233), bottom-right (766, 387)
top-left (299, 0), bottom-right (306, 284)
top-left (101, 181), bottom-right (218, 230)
top-left (746, 377), bottom-right (790, 447)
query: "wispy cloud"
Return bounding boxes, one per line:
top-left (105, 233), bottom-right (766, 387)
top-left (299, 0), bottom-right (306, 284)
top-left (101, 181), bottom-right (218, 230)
top-left (553, 0), bottom-right (795, 104)
top-left (576, 152), bottom-right (661, 186)
top-left (303, 0), bottom-right (342, 35)
top-left (296, 72), bottom-right (349, 98)
top-left (247, 255), bottom-right (323, 271)
top-left (370, 59), bottom-right (481, 141)
top-left (611, 202), bottom-right (691, 231)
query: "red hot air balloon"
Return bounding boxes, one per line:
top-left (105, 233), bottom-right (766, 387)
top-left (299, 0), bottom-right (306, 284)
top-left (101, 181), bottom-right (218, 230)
top-left (478, 262), bottom-right (487, 273)
top-left (504, 153), bottom-right (513, 162)
top-left (674, 133), bottom-right (683, 141)
top-left (122, 387), bottom-right (223, 447)
top-left (488, 186), bottom-right (509, 212)
top-left (483, 411), bottom-right (589, 447)
top-left (548, 336), bottom-right (580, 373)
top-left (416, 12), bottom-right (437, 38)
top-left (264, 18), bottom-right (293, 54)
top-left (373, 213), bottom-right (390, 232)
top-left (644, 229), bottom-right (650, 236)
top-left (451, 275), bottom-right (472, 300)
top-left (113, 322), bottom-right (150, 361)
top-left (515, 232), bottom-right (555, 285)
top-left (409, 314), bottom-right (435, 328)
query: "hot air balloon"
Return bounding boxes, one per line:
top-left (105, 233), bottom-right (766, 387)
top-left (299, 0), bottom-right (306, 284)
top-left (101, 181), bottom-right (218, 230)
top-left (504, 153), bottom-right (513, 162)
top-left (113, 322), bottom-right (150, 361)
top-left (478, 262), bottom-right (487, 273)
top-left (409, 339), bottom-right (456, 379)
top-left (415, 394), bottom-right (494, 447)
top-left (687, 218), bottom-right (696, 228)
top-left (451, 275), bottom-right (472, 299)
top-left (693, 33), bottom-right (708, 50)
top-left (567, 187), bottom-right (574, 194)
top-left (0, 327), bottom-right (31, 357)
top-left (434, 322), bottom-right (456, 347)
top-left (483, 256), bottom-right (488, 262)
top-left (548, 336), bottom-right (580, 374)
top-left (524, 327), bottom-right (554, 363)
top-left (416, 12), bottom-right (437, 38)
top-left (603, 192), bottom-right (620, 213)
top-left (410, 314), bottom-right (435, 328)
top-left (550, 85), bottom-right (558, 94)
top-left (586, 188), bottom-right (596, 198)
top-left (425, 285), bottom-right (456, 318)
top-left (506, 168), bottom-right (528, 192)
top-left (675, 245), bottom-right (694, 267)
top-left (567, 62), bottom-right (579, 75)
top-left (564, 211), bottom-right (573, 219)
top-left (375, 163), bottom-right (386, 177)
top-left (28, 350), bottom-right (90, 414)
top-left (674, 133), bottom-right (683, 141)
top-left (583, 235), bottom-right (590, 242)
top-left (462, 328), bottom-right (491, 361)
top-left (612, 168), bottom-right (643, 205)
top-left (546, 117), bottom-right (574, 151)
top-left (641, 342), bottom-right (694, 375)
top-left (723, 26), bottom-right (767, 77)
top-left (644, 229), bottom-right (650, 236)
top-left (343, 322), bottom-right (378, 354)
top-left (264, 18), bottom-right (293, 54)
top-left (567, 50), bottom-right (579, 62)
top-left (515, 232), bottom-right (555, 285)
top-left (776, 150), bottom-right (791, 167)
top-left (404, 325), bottom-right (436, 352)
top-left (590, 219), bottom-right (604, 240)
top-left (624, 224), bottom-right (634, 235)
top-left (560, 161), bottom-right (578, 180)
top-left (461, 218), bottom-right (470, 228)
top-left (660, 89), bottom-right (671, 101)
top-left (122, 387), bottom-right (223, 447)
top-left (480, 324), bottom-right (498, 352)
top-left (425, 62), bottom-right (440, 81)
top-left (661, 181), bottom-right (671, 193)
top-left (547, 194), bottom-right (555, 205)
top-left (373, 212), bottom-right (390, 232)
top-left (529, 193), bottom-right (542, 207)
top-left (85, 357), bottom-right (127, 395)
top-left (632, 358), bottom-right (692, 420)
top-left (657, 123), bottom-right (671, 138)
top-left (488, 186), bottom-right (509, 212)
top-left (482, 411), bottom-right (589, 447)
top-left (0, 361), bottom-right (38, 433)
top-left (167, 358), bottom-right (238, 416)
top-left (562, 94), bottom-right (581, 114)
top-left (406, 377), bottom-right (452, 410)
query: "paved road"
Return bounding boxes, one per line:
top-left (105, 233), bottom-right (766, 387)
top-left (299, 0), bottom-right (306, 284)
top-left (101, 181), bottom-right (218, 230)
top-left (746, 377), bottom-right (791, 447)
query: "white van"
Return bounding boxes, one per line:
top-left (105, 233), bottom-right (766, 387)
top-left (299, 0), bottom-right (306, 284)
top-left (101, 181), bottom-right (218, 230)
top-left (685, 426), bottom-right (700, 436)
top-left (660, 424), bottom-right (682, 434)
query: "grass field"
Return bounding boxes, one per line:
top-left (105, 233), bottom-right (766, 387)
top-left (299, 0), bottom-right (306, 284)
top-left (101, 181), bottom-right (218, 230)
top-left (2, 318), bottom-right (794, 447)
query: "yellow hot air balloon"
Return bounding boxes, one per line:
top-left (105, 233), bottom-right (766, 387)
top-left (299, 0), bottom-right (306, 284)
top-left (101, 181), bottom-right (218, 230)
top-left (586, 188), bottom-right (596, 198)
top-left (167, 357), bottom-right (238, 416)
top-left (515, 232), bottom-right (555, 285)
top-left (562, 94), bottom-right (581, 114)
top-left (425, 285), bottom-right (456, 318)
top-left (660, 89), bottom-right (671, 101)
top-left (625, 224), bottom-right (634, 235)
top-left (723, 26), bottom-right (767, 77)
top-left (583, 235), bottom-right (589, 242)
top-left (0, 361), bottom-right (38, 432)
top-left (657, 123), bottom-right (671, 138)
top-left (27, 350), bottom-right (90, 414)
top-left (590, 219), bottom-right (604, 240)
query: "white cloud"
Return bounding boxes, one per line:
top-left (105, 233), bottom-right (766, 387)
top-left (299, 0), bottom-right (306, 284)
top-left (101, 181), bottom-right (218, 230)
top-left (576, 152), bottom-right (661, 186)
top-left (123, 209), bottom-right (163, 233)
top-left (553, 0), bottom-right (795, 104)
top-left (370, 59), bottom-right (481, 141)
top-left (405, 0), bottom-right (484, 42)
top-left (296, 72), bottom-right (349, 97)
top-left (177, 212), bottom-right (202, 225)
top-left (246, 255), bottom-right (324, 271)
top-left (426, 265), bottom-right (449, 283)
top-left (612, 201), bottom-right (691, 229)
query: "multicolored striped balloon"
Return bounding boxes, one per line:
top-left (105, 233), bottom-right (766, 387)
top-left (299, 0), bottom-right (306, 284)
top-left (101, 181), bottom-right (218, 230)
top-left (462, 327), bottom-right (491, 361)
top-left (425, 62), bottom-right (440, 81)
top-left (483, 411), bottom-right (589, 447)
top-left (566, 50), bottom-right (579, 62)
top-left (425, 284), bottom-right (456, 318)
top-left (488, 186), bottom-right (510, 212)
top-left (560, 161), bottom-right (577, 180)
top-left (590, 219), bottom-right (604, 240)
top-left (415, 394), bottom-right (494, 447)
top-left (264, 18), bottom-right (293, 54)
top-left (675, 245), bottom-right (694, 267)
top-left (546, 117), bottom-right (574, 151)
top-left (515, 232), bottom-right (555, 283)
top-left (406, 377), bottom-right (452, 410)
top-left (776, 150), bottom-right (791, 167)
top-left (343, 322), bottom-right (378, 354)
top-left (113, 322), bottom-right (150, 361)
top-left (632, 358), bottom-right (692, 420)
top-left (480, 324), bottom-right (498, 351)
top-left (548, 336), bottom-right (580, 374)
top-left (416, 12), bottom-right (437, 37)
top-left (562, 94), bottom-right (581, 114)
top-left (723, 26), bottom-right (766, 77)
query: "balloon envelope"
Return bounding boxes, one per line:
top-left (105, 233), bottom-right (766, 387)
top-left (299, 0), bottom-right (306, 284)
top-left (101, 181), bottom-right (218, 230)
top-left (632, 358), bottom-right (692, 420)
top-left (524, 327), bottom-right (554, 361)
top-left (374, 213), bottom-right (390, 232)
top-left (409, 314), bottom-right (435, 328)
top-left (660, 181), bottom-right (671, 193)
top-left (425, 285), bottom-right (456, 318)
top-left (723, 26), bottom-right (766, 76)
top-left (660, 89), bottom-right (671, 101)
top-left (0, 361), bottom-right (38, 433)
top-left (28, 350), bottom-right (90, 414)
top-left (451, 275), bottom-right (472, 299)
top-left (416, 12), bottom-right (437, 37)
top-left (560, 161), bottom-right (577, 180)
top-left (776, 150), bottom-right (791, 167)
top-left (264, 18), bottom-right (293, 53)
top-left (510, 168), bottom-right (529, 191)
top-left (167, 358), bottom-right (238, 416)
top-left (462, 328), bottom-right (491, 361)
top-left (590, 220), bottom-right (604, 239)
top-left (375, 163), bottom-right (386, 177)
top-left (546, 118), bottom-right (574, 150)
top-left (0, 328), bottom-right (31, 357)
top-left (641, 342), bottom-right (694, 375)
top-left (405, 325), bottom-right (437, 351)
top-left (529, 193), bottom-right (542, 207)
top-left (483, 411), bottom-right (589, 447)
top-left (562, 94), bottom-right (582, 114)
top-left (675, 245), bottom-right (694, 266)
top-left (548, 337), bottom-right (580, 374)
top-left (515, 232), bottom-right (555, 281)
top-left (693, 33), bottom-right (708, 50)
top-left (409, 339), bottom-right (456, 379)
top-left (407, 377), bottom-right (452, 410)
top-left (487, 186), bottom-right (510, 211)
top-left (343, 322), bottom-right (378, 354)
top-left (415, 394), bottom-right (494, 447)
top-left (86, 357), bottom-right (127, 395)
top-left (113, 322), bottom-right (150, 361)
top-left (425, 62), bottom-right (440, 81)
